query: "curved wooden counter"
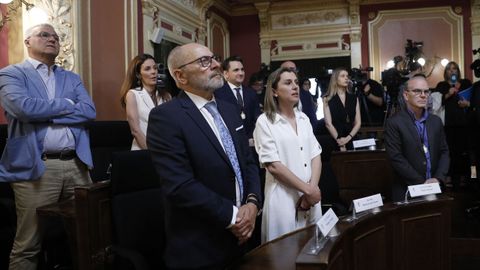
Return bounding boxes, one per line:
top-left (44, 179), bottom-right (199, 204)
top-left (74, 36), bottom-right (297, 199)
top-left (232, 195), bottom-right (452, 270)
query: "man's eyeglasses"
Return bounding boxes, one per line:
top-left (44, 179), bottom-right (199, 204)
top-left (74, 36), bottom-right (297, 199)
top-left (35, 31), bottom-right (60, 42)
top-left (407, 88), bottom-right (431, 96)
top-left (177, 55), bottom-right (221, 69)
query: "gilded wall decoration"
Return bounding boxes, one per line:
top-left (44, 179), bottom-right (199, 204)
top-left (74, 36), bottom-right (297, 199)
top-left (271, 9), bottom-right (348, 29)
top-left (472, 0), bottom-right (480, 35)
top-left (169, 0), bottom-right (196, 12)
top-left (36, 0), bottom-right (75, 71)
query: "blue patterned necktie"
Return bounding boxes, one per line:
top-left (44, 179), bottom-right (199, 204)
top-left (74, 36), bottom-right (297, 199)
top-left (204, 101), bottom-right (244, 199)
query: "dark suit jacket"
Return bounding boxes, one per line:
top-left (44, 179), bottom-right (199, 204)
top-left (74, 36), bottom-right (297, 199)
top-left (385, 109), bottom-right (449, 201)
top-left (300, 89), bottom-right (318, 132)
top-left (146, 91), bottom-right (261, 269)
top-left (215, 84), bottom-right (261, 139)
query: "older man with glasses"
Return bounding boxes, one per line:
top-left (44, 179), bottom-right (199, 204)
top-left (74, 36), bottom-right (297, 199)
top-left (385, 75), bottom-right (449, 202)
top-left (147, 43), bottom-right (261, 269)
top-left (0, 23), bottom-right (96, 270)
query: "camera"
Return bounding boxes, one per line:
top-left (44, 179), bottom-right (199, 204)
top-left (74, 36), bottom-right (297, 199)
top-left (157, 63), bottom-right (167, 90)
top-left (349, 67), bottom-right (373, 94)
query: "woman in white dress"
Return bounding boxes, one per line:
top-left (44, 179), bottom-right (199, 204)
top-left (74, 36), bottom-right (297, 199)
top-left (120, 54), bottom-right (171, 150)
top-left (254, 67), bottom-right (322, 243)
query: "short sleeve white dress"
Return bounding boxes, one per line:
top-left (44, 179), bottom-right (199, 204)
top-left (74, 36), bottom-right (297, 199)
top-left (254, 109), bottom-right (322, 243)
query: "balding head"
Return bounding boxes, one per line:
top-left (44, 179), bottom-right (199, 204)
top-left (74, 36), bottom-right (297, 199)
top-left (167, 44), bottom-right (194, 81)
top-left (167, 43), bottom-right (223, 99)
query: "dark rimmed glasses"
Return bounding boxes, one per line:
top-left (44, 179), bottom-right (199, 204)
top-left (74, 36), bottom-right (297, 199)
top-left (407, 88), bottom-right (431, 96)
top-left (177, 55), bottom-right (221, 69)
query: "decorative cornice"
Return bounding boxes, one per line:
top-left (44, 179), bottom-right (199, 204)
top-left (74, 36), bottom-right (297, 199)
top-left (255, 2), bottom-right (270, 33)
top-left (472, 0), bottom-right (480, 35)
top-left (348, 0), bottom-right (360, 24)
top-left (271, 9), bottom-right (348, 29)
top-left (350, 31), bottom-right (361, 42)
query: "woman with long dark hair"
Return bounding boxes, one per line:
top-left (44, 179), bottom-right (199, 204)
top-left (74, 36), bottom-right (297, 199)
top-left (120, 54), bottom-right (171, 150)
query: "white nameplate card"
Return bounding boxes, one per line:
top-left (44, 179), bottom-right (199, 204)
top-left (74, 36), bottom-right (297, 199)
top-left (408, 183), bottom-right (441, 197)
top-left (316, 208), bottom-right (339, 237)
top-left (353, 193), bottom-right (383, 213)
top-left (352, 138), bottom-right (376, 149)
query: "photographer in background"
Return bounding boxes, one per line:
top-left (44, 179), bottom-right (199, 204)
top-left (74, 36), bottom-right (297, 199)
top-left (359, 79), bottom-right (385, 126)
top-left (248, 72), bottom-right (265, 111)
top-left (350, 68), bottom-right (385, 126)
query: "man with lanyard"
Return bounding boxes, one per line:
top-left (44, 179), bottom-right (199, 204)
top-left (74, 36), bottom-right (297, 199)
top-left (385, 76), bottom-right (449, 201)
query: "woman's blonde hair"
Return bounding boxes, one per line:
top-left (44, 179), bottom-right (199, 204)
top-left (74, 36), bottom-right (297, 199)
top-left (263, 67), bottom-right (298, 123)
top-left (324, 67), bottom-right (349, 102)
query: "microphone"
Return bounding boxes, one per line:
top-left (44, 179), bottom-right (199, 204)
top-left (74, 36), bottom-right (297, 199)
top-left (450, 73), bottom-right (457, 87)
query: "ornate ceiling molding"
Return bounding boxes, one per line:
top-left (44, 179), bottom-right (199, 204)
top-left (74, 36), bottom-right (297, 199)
top-left (472, 0), bottom-right (480, 35)
top-left (271, 8), bottom-right (349, 29)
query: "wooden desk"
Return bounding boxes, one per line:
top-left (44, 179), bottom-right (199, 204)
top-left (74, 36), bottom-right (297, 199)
top-left (232, 195), bottom-right (452, 270)
top-left (330, 150), bottom-right (394, 206)
top-left (37, 181), bottom-right (112, 270)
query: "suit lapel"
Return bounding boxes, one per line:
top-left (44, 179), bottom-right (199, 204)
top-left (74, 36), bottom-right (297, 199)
top-left (401, 110), bottom-right (423, 151)
top-left (178, 92), bottom-right (232, 167)
top-left (425, 116), bottom-right (436, 156)
top-left (220, 84), bottom-right (239, 107)
top-left (20, 61), bottom-right (49, 99)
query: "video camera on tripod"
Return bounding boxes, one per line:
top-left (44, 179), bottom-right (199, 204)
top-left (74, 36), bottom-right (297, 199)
top-left (349, 66), bottom-right (373, 94)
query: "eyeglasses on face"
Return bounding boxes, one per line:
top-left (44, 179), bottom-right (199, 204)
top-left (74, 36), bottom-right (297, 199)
top-left (177, 55), bottom-right (221, 69)
top-left (407, 88), bottom-right (431, 96)
top-left (35, 31), bottom-right (60, 42)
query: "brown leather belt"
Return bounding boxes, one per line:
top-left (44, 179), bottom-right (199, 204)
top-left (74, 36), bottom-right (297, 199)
top-left (41, 150), bottom-right (77, 161)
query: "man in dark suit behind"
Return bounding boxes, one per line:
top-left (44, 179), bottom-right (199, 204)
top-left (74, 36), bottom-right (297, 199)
top-left (215, 56), bottom-right (261, 142)
top-left (385, 76), bottom-right (449, 201)
top-left (147, 43), bottom-right (261, 269)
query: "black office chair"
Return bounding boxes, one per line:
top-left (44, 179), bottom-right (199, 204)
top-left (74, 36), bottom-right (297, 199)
top-left (109, 150), bottom-right (165, 270)
top-left (88, 121), bottom-right (133, 182)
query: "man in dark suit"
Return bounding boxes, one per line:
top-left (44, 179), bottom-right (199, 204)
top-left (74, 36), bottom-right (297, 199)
top-left (385, 76), bottom-right (449, 201)
top-left (215, 56), bottom-right (261, 142)
top-left (147, 43), bottom-right (261, 269)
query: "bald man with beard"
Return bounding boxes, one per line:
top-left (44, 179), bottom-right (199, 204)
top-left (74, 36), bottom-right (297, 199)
top-left (146, 43), bottom-right (262, 269)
